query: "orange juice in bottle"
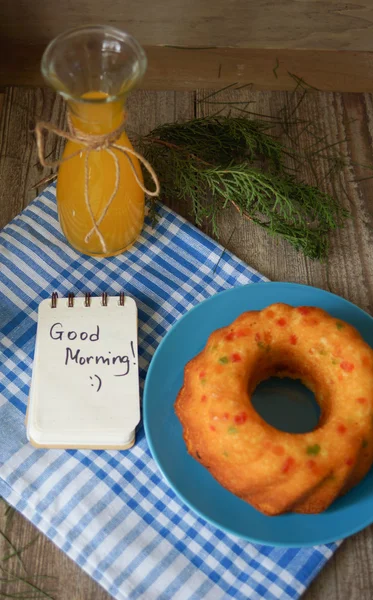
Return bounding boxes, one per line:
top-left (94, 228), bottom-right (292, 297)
top-left (41, 26), bottom-right (148, 257)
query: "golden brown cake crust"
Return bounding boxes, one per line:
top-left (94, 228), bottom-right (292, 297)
top-left (174, 303), bottom-right (373, 516)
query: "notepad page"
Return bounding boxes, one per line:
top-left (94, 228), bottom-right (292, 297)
top-left (27, 296), bottom-right (140, 447)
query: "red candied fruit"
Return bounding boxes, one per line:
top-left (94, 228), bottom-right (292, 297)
top-left (290, 334), bottom-right (298, 345)
top-left (282, 457), bottom-right (295, 473)
top-left (340, 361), bottom-right (354, 373)
top-left (199, 371), bottom-right (206, 379)
top-left (234, 412), bottom-right (248, 425)
top-left (209, 425), bottom-right (216, 432)
top-left (201, 395), bottom-right (207, 403)
top-left (231, 353), bottom-right (242, 363)
top-left (346, 458), bottom-right (354, 466)
top-left (255, 332), bottom-right (261, 342)
top-left (357, 397), bottom-right (367, 405)
top-left (298, 307), bottom-right (310, 315)
top-left (236, 328), bottom-right (251, 338)
top-left (225, 332), bottom-right (234, 341)
top-left (337, 424), bottom-right (347, 434)
top-left (308, 318), bottom-right (319, 326)
top-left (277, 318), bottom-right (287, 327)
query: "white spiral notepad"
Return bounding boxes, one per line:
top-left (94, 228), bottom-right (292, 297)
top-left (27, 293), bottom-right (140, 450)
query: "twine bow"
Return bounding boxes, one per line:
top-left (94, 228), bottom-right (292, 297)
top-left (35, 116), bottom-right (160, 254)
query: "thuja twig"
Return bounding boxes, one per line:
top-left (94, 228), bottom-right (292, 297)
top-left (139, 115), bottom-right (349, 260)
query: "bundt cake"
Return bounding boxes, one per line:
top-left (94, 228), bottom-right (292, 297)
top-left (175, 303), bottom-right (373, 515)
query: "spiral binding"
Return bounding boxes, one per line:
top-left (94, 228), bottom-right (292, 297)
top-left (51, 292), bottom-right (125, 308)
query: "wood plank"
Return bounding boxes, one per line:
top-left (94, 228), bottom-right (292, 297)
top-left (196, 87), bottom-right (373, 307)
top-left (305, 529), bottom-right (373, 600)
top-left (145, 47), bottom-right (373, 93)
top-left (0, 89), bottom-right (195, 600)
top-left (1, 0), bottom-right (373, 51)
top-left (0, 497), bottom-right (112, 600)
top-left (5, 45), bottom-right (373, 92)
top-left (126, 89), bottom-right (195, 220)
top-left (0, 87), bottom-right (66, 229)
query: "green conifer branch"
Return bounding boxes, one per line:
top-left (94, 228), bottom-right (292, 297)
top-left (139, 115), bottom-right (349, 260)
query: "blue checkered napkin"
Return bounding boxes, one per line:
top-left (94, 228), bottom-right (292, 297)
top-left (0, 184), bottom-right (339, 600)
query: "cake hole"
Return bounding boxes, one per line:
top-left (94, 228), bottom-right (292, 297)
top-left (251, 377), bottom-right (321, 433)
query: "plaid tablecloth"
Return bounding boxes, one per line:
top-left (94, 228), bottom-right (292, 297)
top-left (0, 184), bottom-right (338, 599)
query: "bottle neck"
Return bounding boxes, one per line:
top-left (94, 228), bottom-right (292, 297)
top-left (68, 93), bottom-right (126, 135)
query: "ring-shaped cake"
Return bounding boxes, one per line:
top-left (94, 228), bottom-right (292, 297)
top-left (175, 303), bottom-right (373, 515)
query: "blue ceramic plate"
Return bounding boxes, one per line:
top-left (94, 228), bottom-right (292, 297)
top-left (143, 282), bottom-right (373, 547)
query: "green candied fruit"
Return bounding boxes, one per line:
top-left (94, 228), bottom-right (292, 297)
top-left (331, 359), bottom-right (338, 365)
top-left (218, 356), bottom-right (229, 364)
top-left (336, 322), bottom-right (344, 330)
top-left (306, 444), bottom-right (321, 456)
top-left (362, 439), bottom-right (369, 448)
top-left (200, 378), bottom-right (207, 385)
top-left (257, 341), bottom-right (271, 352)
top-left (223, 451), bottom-right (229, 457)
top-left (227, 426), bottom-right (238, 434)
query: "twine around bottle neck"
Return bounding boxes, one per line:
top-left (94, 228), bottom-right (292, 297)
top-left (34, 114), bottom-right (160, 254)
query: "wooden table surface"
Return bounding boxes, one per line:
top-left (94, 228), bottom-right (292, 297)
top-left (1, 86), bottom-right (373, 599)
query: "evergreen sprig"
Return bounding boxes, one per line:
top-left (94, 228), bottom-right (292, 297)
top-left (140, 115), bottom-right (349, 260)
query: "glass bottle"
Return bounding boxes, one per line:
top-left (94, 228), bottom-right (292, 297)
top-left (41, 25), bottom-right (148, 257)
